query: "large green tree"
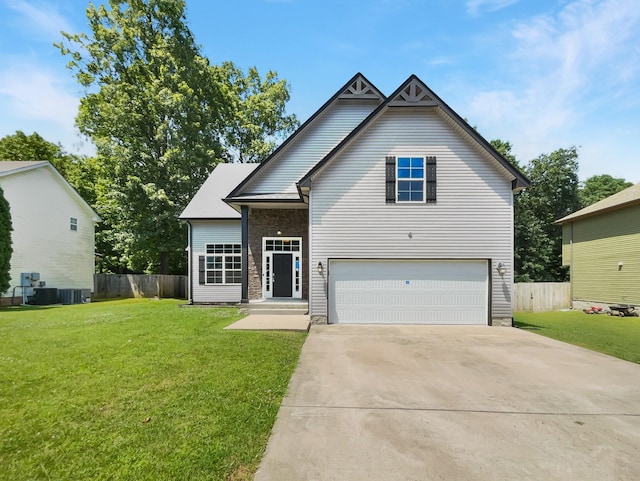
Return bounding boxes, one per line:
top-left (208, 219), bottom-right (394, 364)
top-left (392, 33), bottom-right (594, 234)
top-left (491, 140), bottom-right (581, 282)
top-left (57, 0), bottom-right (229, 274)
top-left (0, 185), bottom-right (12, 295)
top-left (579, 174), bottom-right (633, 208)
top-left (57, 0), bottom-right (296, 274)
top-left (218, 62), bottom-right (298, 163)
top-left (515, 147), bottom-right (581, 282)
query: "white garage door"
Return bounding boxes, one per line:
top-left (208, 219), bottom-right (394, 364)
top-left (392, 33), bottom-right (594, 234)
top-left (329, 259), bottom-right (488, 325)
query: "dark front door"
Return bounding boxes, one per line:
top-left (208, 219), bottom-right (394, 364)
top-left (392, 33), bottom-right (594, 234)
top-left (273, 253), bottom-right (293, 297)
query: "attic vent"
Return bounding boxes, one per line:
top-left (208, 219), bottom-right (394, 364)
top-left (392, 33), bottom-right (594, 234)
top-left (390, 79), bottom-right (438, 106)
top-left (339, 77), bottom-right (381, 99)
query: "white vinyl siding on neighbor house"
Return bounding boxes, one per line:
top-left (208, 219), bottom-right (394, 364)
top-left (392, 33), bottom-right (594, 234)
top-left (1, 166), bottom-right (96, 297)
top-left (309, 107), bottom-right (514, 323)
top-left (190, 220), bottom-right (242, 303)
top-left (243, 100), bottom-right (380, 195)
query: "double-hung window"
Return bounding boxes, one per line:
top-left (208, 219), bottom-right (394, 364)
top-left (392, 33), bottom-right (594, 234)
top-left (201, 244), bottom-right (241, 284)
top-left (396, 157), bottom-right (425, 202)
top-left (386, 155), bottom-right (436, 203)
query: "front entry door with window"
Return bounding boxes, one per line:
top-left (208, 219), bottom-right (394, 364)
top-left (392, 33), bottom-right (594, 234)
top-left (272, 253), bottom-right (293, 297)
top-left (262, 237), bottom-right (302, 299)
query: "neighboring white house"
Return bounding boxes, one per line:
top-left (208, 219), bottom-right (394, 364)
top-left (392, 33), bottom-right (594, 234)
top-left (181, 73), bottom-right (530, 325)
top-left (0, 161), bottom-right (100, 305)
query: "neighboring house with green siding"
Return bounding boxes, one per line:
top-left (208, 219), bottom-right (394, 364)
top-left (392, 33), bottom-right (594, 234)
top-left (556, 182), bottom-right (640, 309)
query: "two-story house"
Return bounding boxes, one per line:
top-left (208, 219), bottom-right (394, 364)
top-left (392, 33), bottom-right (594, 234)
top-left (180, 73), bottom-right (529, 325)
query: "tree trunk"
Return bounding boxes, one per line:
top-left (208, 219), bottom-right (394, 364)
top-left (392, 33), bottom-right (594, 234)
top-left (159, 250), bottom-right (169, 275)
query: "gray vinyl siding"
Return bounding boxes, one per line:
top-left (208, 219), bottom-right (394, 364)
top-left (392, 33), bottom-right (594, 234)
top-left (190, 220), bottom-right (241, 303)
top-left (309, 107), bottom-right (515, 321)
top-left (191, 220), bottom-right (240, 251)
top-left (243, 99), bottom-right (380, 194)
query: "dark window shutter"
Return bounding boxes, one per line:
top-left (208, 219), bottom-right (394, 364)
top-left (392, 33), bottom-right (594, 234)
top-left (385, 156), bottom-right (396, 203)
top-left (426, 156), bottom-right (436, 202)
top-left (198, 256), bottom-right (205, 285)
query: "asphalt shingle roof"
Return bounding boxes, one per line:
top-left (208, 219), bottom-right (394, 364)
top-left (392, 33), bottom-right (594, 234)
top-left (555, 182), bottom-right (640, 224)
top-left (179, 163), bottom-right (258, 219)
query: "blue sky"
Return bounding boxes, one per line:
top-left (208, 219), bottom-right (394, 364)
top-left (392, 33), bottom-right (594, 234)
top-left (1, 0), bottom-right (639, 182)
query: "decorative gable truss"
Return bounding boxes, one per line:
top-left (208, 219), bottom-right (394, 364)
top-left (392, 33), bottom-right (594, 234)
top-left (299, 74), bottom-right (529, 193)
top-left (388, 77), bottom-right (438, 106)
top-left (338, 76), bottom-right (384, 100)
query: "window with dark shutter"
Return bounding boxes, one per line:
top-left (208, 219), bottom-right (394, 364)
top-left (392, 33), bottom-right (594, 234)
top-left (426, 156), bottom-right (436, 202)
top-left (385, 156), bottom-right (396, 203)
top-left (198, 256), bottom-right (205, 285)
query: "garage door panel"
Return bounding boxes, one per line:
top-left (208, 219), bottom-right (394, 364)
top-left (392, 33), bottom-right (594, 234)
top-left (329, 260), bottom-right (488, 325)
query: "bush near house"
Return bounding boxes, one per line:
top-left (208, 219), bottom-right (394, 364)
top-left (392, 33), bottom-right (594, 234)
top-left (0, 184), bottom-right (11, 295)
top-left (0, 299), bottom-right (306, 480)
top-left (514, 310), bottom-right (640, 364)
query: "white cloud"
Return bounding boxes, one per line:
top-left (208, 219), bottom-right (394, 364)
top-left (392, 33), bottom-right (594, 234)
top-left (466, 0), bottom-right (520, 16)
top-left (466, 0), bottom-right (640, 178)
top-left (0, 60), bottom-right (93, 154)
top-left (0, 63), bottom-right (78, 125)
top-left (2, 0), bottom-right (72, 40)
top-left (428, 56), bottom-right (456, 66)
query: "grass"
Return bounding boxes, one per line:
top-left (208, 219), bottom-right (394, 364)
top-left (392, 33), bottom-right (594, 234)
top-left (514, 309), bottom-right (640, 364)
top-left (0, 299), bottom-right (307, 481)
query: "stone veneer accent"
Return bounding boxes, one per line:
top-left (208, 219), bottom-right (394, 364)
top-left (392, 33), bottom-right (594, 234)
top-left (490, 318), bottom-right (513, 327)
top-left (311, 315), bottom-right (328, 325)
top-left (248, 208), bottom-right (308, 300)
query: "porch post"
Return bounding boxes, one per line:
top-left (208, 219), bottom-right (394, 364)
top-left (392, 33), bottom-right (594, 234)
top-left (241, 205), bottom-right (249, 303)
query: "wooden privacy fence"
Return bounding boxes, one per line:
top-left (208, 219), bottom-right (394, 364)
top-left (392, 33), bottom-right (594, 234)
top-left (93, 274), bottom-right (187, 300)
top-left (514, 282), bottom-right (571, 312)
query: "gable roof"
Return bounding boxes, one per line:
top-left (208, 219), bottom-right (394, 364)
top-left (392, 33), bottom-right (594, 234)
top-left (0, 161), bottom-right (101, 221)
top-left (299, 75), bottom-right (530, 191)
top-left (0, 160), bottom-right (48, 174)
top-left (555, 182), bottom-right (640, 224)
top-left (179, 163), bottom-right (258, 219)
top-left (225, 73), bottom-right (385, 201)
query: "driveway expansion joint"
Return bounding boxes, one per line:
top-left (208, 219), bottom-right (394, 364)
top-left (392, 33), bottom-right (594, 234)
top-left (281, 404), bottom-right (640, 416)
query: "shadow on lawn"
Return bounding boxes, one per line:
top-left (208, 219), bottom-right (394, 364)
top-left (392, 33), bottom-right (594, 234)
top-left (514, 320), bottom-right (543, 331)
top-left (0, 304), bottom-right (61, 312)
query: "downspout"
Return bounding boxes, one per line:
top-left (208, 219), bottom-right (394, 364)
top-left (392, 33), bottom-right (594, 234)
top-left (187, 221), bottom-right (194, 304)
top-left (241, 206), bottom-right (249, 303)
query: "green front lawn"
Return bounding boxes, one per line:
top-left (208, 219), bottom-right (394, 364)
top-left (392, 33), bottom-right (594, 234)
top-left (514, 310), bottom-right (640, 364)
top-left (0, 299), bottom-right (306, 481)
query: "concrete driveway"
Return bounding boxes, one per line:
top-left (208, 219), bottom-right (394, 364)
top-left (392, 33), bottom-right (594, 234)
top-left (254, 325), bottom-right (640, 481)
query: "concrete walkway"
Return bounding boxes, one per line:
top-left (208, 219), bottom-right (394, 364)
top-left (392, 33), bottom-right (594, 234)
top-left (224, 314), bottom-right (310, 332)
top-left (254, 324), bottom-right (640, 481)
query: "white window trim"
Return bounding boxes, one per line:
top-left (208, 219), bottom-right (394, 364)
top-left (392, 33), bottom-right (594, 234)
top-left (262, 237), bottom-right (303, 299)
top-left (204, 244), bottom-right (241, 285)
top-left (396, 156), bottom-right (426, 203)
